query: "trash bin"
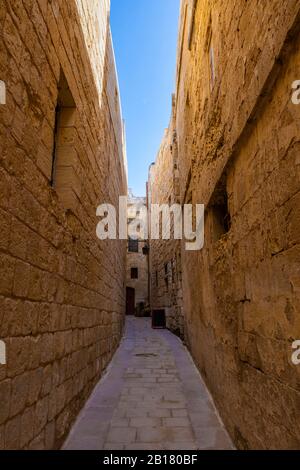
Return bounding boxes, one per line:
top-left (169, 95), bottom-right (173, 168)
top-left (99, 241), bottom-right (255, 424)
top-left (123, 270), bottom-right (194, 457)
top-left (152, 309), bottom-right (166, 329)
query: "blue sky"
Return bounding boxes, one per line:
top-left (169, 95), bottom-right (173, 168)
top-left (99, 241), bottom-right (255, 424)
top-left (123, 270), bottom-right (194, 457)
top-left (110, 0), bottom-right (180, 197)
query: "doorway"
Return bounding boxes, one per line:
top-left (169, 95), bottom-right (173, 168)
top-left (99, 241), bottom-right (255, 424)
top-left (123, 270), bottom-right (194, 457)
top-left (126, 287), bottom-right (135, 316)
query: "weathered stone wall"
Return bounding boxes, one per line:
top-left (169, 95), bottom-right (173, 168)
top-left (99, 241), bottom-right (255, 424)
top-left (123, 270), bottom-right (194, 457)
top-left (148, 100), bottom-right (184, 336)
top-left (0, 0), bottom-right (127, 449)
top-left (173, 0), bottom-right (300, 449)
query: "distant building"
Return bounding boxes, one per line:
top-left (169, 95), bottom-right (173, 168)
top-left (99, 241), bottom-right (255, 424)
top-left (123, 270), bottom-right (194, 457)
top-left (126, 190), bottom-right (149, 315)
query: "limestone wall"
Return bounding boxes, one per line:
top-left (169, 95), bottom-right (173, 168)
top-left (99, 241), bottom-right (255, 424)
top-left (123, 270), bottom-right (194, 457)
top-left (0, 0), bottom-right (127, 449)
top-left (174, 0), bottom-right (300, 449)
top-left (148, 103), bottom-right (184, 336)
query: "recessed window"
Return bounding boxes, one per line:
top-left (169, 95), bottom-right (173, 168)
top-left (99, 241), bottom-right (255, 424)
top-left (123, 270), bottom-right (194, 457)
top-left (128, 239), bottom-right (139, 253)
top-left (188, 0), bottom-right (197, 50)
top-left (209, 175), bottom-right (231, 241)
top-left (209, 41), bottom-right (216, 89)
top-left (205, 15), bottom-right (216, 91)
top-left (131, 268), bottom-right (138, 279)
top-left (51, 70), bottom-right (80, 210)
top-left (0, 80), bottom-right (6, 104)
top-left (212, 198), bottom-right (231, 239)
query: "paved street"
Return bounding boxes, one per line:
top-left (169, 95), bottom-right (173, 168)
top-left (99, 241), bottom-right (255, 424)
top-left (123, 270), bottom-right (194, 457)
top-left (63, 318), bottom-right (233, 450)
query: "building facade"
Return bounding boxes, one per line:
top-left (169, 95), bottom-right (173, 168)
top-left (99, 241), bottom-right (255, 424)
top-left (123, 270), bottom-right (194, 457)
top-left (126, 190), bottom-right (149, 316)
top-left (149, 0), bottom-right (300, 450)
top-left (0, 0), bottom-right (127, 449)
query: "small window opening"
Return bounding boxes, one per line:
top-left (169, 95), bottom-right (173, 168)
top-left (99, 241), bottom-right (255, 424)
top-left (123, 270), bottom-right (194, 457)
top-left (205, 15), bottom-right (216, 91)
top-left (128, 239), bottom-right (139, 253)
top-left (210, 175), bottom-right (231, 241)
top-left (51, 70), bottom-right (80, 210)
top-left (188, 0), bottom-right (197, 50)
top-left (131, 268), bottom-right (138, 279)
top-left (209, 42), bottom-right (216, 89)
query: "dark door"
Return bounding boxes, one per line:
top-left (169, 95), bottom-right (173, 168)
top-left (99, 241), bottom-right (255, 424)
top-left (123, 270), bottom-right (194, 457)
top-left (126, 287), bottom-right (135, 316)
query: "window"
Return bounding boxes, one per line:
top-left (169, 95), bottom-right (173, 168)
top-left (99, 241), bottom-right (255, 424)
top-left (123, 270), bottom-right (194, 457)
top-left (155, 271), bottom-right (158, 287)
top-left (131, 268), bottom-right (138, 279)
top-left (209, 175), bottom-right (231, 241)
top-left (0, 80), bottom-right (6, 104)
top-left (212, 197), bottom-right (231, 239)
top-left (188, 0), bottom-right (198, 50)
top-left (128, 239), bottom-right (139, 253)
top-left (204, 14), bottom-right (216, 91)
top-left (205, 15), bottom-right (216, 91)
top-left (51, 70), bottom-right (80, 210)
top-left (209, 41), bottom-right (216, 89)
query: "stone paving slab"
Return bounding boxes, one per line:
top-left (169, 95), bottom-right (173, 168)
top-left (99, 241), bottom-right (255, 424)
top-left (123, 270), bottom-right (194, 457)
top-left (63, 317), bottom-right (234, 450)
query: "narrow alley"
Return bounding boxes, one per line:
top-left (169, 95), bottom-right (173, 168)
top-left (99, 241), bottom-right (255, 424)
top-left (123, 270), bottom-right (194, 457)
top-left (63, 318), bottom-right (233, 451)
top-left (0, 0), bottom-right (300, 456)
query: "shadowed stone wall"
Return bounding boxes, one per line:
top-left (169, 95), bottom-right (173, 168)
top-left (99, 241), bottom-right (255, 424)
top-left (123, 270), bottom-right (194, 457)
top-left (148, 98), bottom-right (184, 337)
